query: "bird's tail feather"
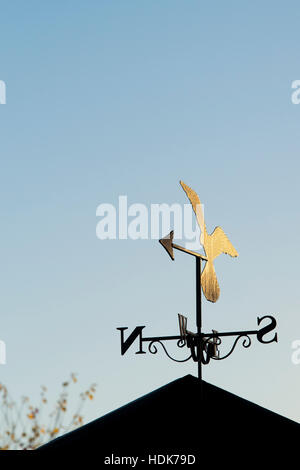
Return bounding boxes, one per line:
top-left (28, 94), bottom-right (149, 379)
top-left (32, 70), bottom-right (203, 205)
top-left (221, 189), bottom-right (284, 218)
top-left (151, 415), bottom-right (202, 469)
top-left (201, 261), bottom-right (220, 303)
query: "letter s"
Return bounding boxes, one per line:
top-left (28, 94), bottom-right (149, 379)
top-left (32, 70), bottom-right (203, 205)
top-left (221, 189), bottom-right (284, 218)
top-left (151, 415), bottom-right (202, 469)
top-left (257, 316), bottom-right (278, 344)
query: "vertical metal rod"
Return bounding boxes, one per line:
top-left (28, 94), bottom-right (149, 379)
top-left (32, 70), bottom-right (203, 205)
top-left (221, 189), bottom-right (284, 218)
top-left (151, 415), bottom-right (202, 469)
top-left (196, 257), bottom-right (202, 385)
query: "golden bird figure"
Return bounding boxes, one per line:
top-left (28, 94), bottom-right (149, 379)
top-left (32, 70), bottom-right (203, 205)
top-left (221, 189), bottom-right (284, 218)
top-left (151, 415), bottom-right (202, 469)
top-left (180, 180), bottom-right (238, 303)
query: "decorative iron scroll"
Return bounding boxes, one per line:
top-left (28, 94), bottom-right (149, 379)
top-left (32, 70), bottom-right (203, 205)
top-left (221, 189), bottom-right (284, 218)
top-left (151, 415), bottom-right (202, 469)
top-left (185, 332), bottom-right (254, 364)
top-left (206, 334), bottom-right (252, 361)
top-left (146, 333), bottom-right (253, 364)
top-left (117, 317), bottom-right (277, 367)
top-left (148, 339), bottom-right (192, 363)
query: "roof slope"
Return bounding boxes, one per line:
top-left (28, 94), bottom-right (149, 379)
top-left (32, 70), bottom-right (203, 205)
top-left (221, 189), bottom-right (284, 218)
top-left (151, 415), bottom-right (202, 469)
top-left (37, 375), bottom-right (300, 461)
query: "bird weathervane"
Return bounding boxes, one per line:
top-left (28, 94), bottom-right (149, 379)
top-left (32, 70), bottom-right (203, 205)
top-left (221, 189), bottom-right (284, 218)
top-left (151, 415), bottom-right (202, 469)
top-left (117, 180), bottom-right (277, 383)
top-left (181, 180), bottom-right (238, 302)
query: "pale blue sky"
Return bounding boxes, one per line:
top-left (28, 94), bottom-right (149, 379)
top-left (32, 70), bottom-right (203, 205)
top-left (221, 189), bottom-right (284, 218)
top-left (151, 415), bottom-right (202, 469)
top-left (1, 0), bottom-right (300, 429)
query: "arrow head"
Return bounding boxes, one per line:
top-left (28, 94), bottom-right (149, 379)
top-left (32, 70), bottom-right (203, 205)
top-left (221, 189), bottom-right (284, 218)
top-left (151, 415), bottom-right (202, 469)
top-left (159, 231), bottom-right (175, 260)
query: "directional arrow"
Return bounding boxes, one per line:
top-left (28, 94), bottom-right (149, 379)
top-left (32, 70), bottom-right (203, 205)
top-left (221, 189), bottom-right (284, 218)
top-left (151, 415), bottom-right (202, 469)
top-left (159, 231), bottom-right (175, 260)
top-left (159, 230), bottom-right (208, 261)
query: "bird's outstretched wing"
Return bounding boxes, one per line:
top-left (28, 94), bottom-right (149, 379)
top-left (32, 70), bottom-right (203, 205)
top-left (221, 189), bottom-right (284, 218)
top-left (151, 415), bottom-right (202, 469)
top-left (210, 226), bottom-right (238, 260)
top-left (180, 180), bottom-right (206, 235)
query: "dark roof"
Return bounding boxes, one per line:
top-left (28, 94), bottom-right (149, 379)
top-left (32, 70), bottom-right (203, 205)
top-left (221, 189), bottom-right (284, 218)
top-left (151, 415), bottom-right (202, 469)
top-left (37, 375), bottom-right (300, 462)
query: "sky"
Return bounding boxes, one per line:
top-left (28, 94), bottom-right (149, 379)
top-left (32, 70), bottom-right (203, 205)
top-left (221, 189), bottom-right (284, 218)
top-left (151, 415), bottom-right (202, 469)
top-left (1, 0), bottom-right (300, 433)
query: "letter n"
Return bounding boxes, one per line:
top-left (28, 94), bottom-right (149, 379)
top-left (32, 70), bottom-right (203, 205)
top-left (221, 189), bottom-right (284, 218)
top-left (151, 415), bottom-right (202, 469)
top-left (117, 327), bottom-right (146, 355)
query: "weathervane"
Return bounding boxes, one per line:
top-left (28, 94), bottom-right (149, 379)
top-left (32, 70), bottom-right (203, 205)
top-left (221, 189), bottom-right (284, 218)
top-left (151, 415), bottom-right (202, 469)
top-left (117, 181), bottom-right (277, 382)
